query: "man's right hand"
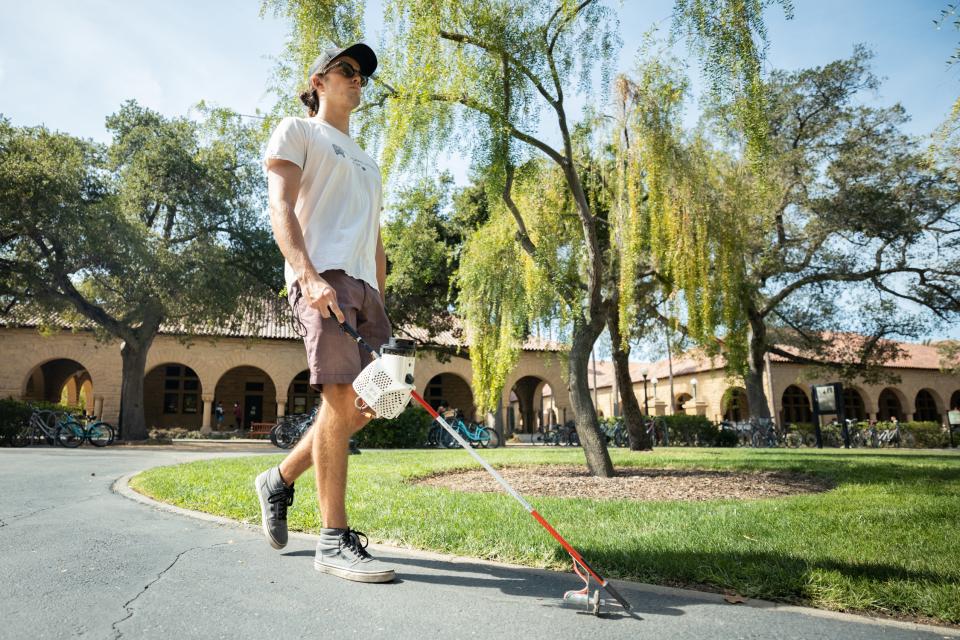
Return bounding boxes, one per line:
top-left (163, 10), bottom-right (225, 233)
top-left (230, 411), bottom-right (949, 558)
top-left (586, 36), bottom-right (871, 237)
top-left (300, 273), bottom-right (345, 322)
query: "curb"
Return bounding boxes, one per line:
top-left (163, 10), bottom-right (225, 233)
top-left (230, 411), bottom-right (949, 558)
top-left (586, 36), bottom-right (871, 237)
top-left (113, 464), bottom-right (960, 637)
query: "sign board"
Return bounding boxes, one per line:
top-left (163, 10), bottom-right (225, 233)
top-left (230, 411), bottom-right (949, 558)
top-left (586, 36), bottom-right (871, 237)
top-left (949, 410), bottom-right (960, 427)
top-left (811, 383), bottom-right (842, 415)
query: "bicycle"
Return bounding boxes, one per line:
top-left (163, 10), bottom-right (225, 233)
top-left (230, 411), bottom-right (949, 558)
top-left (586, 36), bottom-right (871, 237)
top-left (12, 409), bottom-right (60, 447)
top-left (56, 413), bottom-right (115, 447)
top-left (547, 420), bottom-right (579, 446)
top-left (440, 417), bottom-right (500, 449)
top-left (270, 408), bottom-right (317, 450)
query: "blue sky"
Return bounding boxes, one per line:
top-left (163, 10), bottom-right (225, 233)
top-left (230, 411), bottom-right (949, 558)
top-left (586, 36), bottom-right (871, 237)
top-left (2, 1), bottom-right (958, 344)
top-left (2, 1), bottom-right (955, 147)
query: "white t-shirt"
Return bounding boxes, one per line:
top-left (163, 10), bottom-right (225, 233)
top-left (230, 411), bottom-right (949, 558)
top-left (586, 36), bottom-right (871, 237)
top-left (263, 116), bottom-right (382, 292)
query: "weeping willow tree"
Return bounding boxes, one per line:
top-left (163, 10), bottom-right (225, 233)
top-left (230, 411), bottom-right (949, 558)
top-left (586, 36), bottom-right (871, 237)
top-left (617, 46), bottom-right (960, 421)
top-left (263, 0), bottom-right (789, 476)
top-left (613, 56), bottom-right (765, 375)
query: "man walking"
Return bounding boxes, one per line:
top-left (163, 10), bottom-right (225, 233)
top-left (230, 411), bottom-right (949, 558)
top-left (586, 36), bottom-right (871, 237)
top-left (254, 43), bottom-right (393, 583)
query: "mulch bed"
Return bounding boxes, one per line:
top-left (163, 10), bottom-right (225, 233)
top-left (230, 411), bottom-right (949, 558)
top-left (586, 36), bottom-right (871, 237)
top-left (413, 465), bottom-right (833, 501)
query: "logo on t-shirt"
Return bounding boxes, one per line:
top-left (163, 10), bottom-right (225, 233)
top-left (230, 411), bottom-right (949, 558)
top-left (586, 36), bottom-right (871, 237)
top-left (332, 143), bottom-right (347, 158)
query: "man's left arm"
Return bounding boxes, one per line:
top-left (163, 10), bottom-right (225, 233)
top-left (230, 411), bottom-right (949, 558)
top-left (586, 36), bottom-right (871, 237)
top-left (376, 226), bottom-right (387, 302)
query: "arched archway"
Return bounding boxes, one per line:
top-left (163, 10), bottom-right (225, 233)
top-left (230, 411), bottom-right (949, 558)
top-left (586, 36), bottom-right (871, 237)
top-left (424, 372), bottom-right (476, 420)
top-left (22, 359), bottom-right (92, 410)
top-left (878, 388), bottom-right (905, 422)
top-left (721, 387), bottom-right (749, 421)
top-left (914, 389), bottom-right (941, 423)
top-left (144, 363), bottom-right (203, 429)
top-left (508, 375), bottom-right (546, 434)
top-left (951, 390), bottom-right (960, 412)
top-left (215, 366), bottom-right (277, 430)
top-left (675, 393), bottom-right (692, 415)
top-left (781, 385), bottom-right (812, 424)
top-left (842, 387), bottom-right (866, 421)
top-left (287, 370), bottom-right (321, 415)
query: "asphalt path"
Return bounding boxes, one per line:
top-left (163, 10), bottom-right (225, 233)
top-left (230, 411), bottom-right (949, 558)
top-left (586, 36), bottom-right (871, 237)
top-left (0, 446), bottom-right (956, 640)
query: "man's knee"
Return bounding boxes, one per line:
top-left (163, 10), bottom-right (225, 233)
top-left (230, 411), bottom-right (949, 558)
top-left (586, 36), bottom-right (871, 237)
top-left (321, 383), bottom-right (371, 432)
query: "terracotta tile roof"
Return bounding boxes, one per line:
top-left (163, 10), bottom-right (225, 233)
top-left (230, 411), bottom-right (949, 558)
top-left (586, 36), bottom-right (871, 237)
top-left (554, 336), bottom-right (950, 394)
top-left (0, 304), bottom-right (565, 352)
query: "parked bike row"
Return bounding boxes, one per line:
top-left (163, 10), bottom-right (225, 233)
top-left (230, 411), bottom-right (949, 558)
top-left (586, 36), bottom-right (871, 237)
top-left (720, 417), bottom-right (917, 449)
top-left (12, 409), bottom-right (116, 448)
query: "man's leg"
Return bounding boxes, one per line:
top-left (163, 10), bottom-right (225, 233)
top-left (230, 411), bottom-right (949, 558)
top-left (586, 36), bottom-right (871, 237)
top-left (277, 425), bottom-right (315, 486)
top-left (311, 383), bottom-right (394, 582)
top-left (254, 411), bottom-right (318, 550)
top-left (310, 384), bottom-right (366, 528)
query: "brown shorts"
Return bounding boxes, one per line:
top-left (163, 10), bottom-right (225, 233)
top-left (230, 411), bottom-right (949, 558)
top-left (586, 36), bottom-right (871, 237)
top-left (289, 270), bottom-right (391, 390)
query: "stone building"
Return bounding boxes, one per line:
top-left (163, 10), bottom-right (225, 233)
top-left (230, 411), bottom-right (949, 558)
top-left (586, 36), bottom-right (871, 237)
top-left (573, 341), bottom-right (960, 427)
top-left (0, 311), bottom-right (569, 437)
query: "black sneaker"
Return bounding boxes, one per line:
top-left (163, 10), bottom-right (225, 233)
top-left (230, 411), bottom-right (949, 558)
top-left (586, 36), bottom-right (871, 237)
top-left (314, 528), bottom-right (395, 583)
top-left (254, 467), bottom-right (294, 549)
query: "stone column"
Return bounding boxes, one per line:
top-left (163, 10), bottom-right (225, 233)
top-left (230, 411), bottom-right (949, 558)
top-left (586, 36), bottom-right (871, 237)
top-left (200, 395), bottom-right (214, 435)
top-left (695, 401), bottom-right (708, 417)
top-left (93, 396), bottom-right (104, 420)
top-left (277, 400), bottom-right (286, 418)
top-left (654, 401), bottom-right (667, 416)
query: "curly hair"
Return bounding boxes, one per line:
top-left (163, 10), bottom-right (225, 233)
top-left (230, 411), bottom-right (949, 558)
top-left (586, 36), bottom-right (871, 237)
top-left (299, 83), bottom-right (320, 117)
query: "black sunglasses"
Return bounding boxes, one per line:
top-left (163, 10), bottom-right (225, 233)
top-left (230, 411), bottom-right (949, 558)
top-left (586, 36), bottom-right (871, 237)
top-left (321, 60), bottom-right (369, 87)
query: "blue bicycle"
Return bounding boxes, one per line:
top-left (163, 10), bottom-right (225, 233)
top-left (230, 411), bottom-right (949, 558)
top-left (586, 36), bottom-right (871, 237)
top-left (440, 416), bottom-right (500, 449)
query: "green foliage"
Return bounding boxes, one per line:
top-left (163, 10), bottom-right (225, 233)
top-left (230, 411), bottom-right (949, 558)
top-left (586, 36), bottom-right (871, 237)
top-left (0, 104), bottom-right (280, 439)
top-left (906, 421), bottom-right (950, 449)
top-left (613, 58), bottom-right (757, 371)
top-left (672, 0), bottom-right (794, 166)
top-left (0, 397), bottom-right (32, 442)
top-left (354, 406), bottom-right (434, 448)
top-left (382, 174), bottom-right (461, 338)
top-left (661, 414), bottom-right (717, 446)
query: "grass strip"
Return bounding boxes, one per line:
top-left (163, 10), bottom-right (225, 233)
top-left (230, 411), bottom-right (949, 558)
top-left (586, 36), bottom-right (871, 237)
top-left (130, 447), bottom-right (960, 624)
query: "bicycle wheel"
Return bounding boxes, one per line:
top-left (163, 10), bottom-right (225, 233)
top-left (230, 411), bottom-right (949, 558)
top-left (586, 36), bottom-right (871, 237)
top-left (56, 425), bottom-right (83, 448)
top-left (472, 426), bottom-right (491, 448)
top-left (485, 428), bottom-right (500, 448)
top-left (10, 420), bottom-right (32, 447)
top-left (86, 422), bottom-right (114, 447)
top-left (274, 424), bottom-right (298, 450)
top-left (440, 428), bottom-right (460, 449)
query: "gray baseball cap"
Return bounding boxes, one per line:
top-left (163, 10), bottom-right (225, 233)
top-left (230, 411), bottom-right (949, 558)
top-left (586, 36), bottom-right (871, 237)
top-left (307, 43), bottom-right (377, 79)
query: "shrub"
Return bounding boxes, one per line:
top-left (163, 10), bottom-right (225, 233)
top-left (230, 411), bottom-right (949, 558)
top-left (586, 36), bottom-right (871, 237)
top-left (0, 397), bottom-right (32, 444)
top-left (353, 406), bottom-right (433, 448)
top-left (661, 414), bottom-right (717, 446)
top-left (714, 427), bottom-right (739, 447)
top-left (905, 421), bottom-right (949, 448)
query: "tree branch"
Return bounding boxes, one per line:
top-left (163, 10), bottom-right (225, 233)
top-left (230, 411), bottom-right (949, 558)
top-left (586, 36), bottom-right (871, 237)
top-left (438, 30), bottom-right (557, 106)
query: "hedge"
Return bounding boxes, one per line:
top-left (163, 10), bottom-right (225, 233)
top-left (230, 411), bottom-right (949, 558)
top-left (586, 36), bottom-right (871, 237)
top-left (353, 406), bottom-right (434, 448)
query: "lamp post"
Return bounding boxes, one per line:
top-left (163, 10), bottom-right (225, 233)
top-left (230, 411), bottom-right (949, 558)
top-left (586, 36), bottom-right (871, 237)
top-left (641, 370), bottom-right (649, 416)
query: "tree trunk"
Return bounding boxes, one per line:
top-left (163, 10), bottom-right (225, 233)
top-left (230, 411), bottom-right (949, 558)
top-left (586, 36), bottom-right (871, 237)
top-left (568, 316), bottom-right (615, 477)
top-left (119, 333), bottom-right (156, 441)
top-left (607, 315), bottom-right (651, 450)
top-left (744, 307), bottom-right (772, 420)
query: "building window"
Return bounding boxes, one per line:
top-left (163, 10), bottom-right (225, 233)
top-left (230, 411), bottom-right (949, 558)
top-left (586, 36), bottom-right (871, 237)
top-left (915, 390), bottom-right (940, 423)
top-left (162, 365), bottom-right (200, 414)
top-left (878, 389), bottom-right (904, 422)
top-left (287, 370), bottom-right (320, 415)
top-left (842, 388), bottom-right (866, 421)
top-left (781, 386), bottom-right (812, 424)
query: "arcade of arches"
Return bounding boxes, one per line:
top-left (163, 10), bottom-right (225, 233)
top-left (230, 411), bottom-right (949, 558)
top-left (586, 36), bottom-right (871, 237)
top-left (1, 327), bottom-right (569, 437)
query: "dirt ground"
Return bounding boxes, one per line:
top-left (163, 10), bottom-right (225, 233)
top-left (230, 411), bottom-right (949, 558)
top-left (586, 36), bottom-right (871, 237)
top-left (414, 465), bottom-right (833, 501)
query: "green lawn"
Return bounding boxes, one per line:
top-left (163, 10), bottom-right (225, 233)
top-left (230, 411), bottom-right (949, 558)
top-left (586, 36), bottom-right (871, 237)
top-left (130, 447), bottom-right (960, 624)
